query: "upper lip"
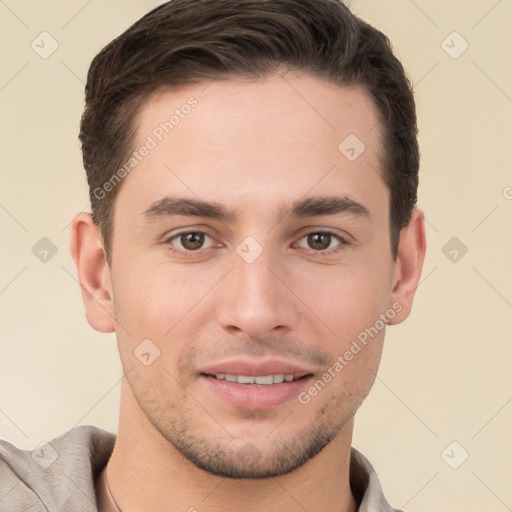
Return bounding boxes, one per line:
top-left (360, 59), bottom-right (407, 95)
top-left (199, 358), bottom-right (314, 379)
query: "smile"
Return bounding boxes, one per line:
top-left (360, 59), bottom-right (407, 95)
top-left (211, 373), bottom-right (298, 385)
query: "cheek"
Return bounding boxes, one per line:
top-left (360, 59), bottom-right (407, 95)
top-left (298, 261), bottom-right (391, 394)
top-left (111, 260), bottom-right (217, 383)
top-left (299, 259), bottom-right (392, 340)
top-left (112, 259), bottom-right (197, 334)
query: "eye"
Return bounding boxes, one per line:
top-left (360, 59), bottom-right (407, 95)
top-left (165, 231), bottom-right (216, 253)
top-left (296, 231), bottom-right (347, 254)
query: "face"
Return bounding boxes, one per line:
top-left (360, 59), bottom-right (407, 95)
top-left (106, 73), bottom-right (400, 478)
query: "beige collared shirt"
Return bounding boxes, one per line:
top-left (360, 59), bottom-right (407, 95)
top-left (0, 425), bottom-right (403, 511)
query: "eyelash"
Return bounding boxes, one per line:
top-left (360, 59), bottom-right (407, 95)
top-left (163, 230), bottom-right (349, 258)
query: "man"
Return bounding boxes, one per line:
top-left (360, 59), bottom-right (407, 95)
top-left (0, 0), bottom-right (426, 510)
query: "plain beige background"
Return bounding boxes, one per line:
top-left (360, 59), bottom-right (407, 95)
top-left (1, 1), bottom-right (511, 511)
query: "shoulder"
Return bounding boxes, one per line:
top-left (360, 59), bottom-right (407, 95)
top-left (0, 425), bottom-right (116, 512)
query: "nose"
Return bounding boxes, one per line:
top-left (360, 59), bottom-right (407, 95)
top-left (216, 246), bottom-right (300, 341)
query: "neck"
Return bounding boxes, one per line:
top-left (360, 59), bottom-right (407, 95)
top-left (105, 380), bottom-right (358, 512)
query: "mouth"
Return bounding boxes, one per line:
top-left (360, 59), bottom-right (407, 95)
top-left (198, 359), bottom-right (315, 410)
top-left (204, 373), bottom-right (309, 385)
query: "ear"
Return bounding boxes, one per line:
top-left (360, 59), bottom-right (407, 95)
top-left (69, 212), bottom-right (115, 333)
top-left (387, 208), bottom-right (426, 325)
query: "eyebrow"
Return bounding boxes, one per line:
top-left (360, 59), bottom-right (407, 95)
top-left (284, 195), bottom-right (369, 219)
top-left (142, 195), bottom-right (370, 223)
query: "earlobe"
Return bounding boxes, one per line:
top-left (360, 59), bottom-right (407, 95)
top-left (70, 212), bottom-right (116, 333)
top-left (387, 208), bottom-right (426, 325)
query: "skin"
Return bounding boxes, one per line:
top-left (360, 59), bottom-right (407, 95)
top-left (71, 71), bottom-right (426, 512)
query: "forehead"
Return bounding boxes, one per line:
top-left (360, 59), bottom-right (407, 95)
top-left (134, 73), bottom-right (382, 155)
top-left (117, 73), bottom-right (386, 222)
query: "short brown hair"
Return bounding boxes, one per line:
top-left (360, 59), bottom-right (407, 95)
top-left (79, 0), bottom-right (419, 264)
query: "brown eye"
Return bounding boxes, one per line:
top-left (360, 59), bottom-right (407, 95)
top-left (307, 233), bottom-right (332, 251)
top-left (296, 231), bottom-right (346, 254)
top-left (179, 232), bottom-right (205, 250)
top-left (166, 231), bottom-right (216, 254)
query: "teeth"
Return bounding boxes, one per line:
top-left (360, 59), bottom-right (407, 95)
top-left (255, 375), bottom-right (274, 385)
top-left (237, 375), bottom-right (255, 384)
top-left (214, 373), bottom-right (296, 385)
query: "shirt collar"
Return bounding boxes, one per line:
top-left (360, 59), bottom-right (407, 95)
top-left (350, 447), bottom-right (403, 512)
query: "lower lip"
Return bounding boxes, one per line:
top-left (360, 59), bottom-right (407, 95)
top-left (201, 375), bottom-right (313, 410)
